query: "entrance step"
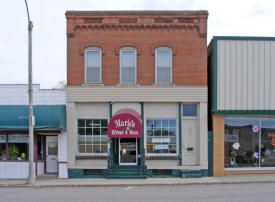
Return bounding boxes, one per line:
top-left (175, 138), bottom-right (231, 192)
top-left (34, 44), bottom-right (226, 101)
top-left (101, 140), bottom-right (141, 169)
top-left (106, 165), bottom-right (147, 179)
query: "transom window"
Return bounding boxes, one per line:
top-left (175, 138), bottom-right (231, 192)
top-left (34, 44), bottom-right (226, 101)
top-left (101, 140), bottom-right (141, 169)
top-left (155, 47), bottom-right (172, 84)
top-left (146, 119), bottom-right (177, 155)
top-left (77, 119), bottom-right (108, 154)
top-left (85, 47), bottom-right (101, 83)
top-left (120, 48), bottom-right (137, 84)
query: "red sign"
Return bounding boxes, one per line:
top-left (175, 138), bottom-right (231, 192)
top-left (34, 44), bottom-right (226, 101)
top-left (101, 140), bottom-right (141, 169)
top-left (108, 109), bottom-right (142, 138)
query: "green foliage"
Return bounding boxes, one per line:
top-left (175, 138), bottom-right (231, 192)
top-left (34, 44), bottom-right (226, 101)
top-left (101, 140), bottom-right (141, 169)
top-left (8, 144), bottom-right (19, 160)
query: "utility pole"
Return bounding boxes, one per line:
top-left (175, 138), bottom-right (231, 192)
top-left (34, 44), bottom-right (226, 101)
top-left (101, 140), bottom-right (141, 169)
top-left (24, 0), bottom-right (35, 184)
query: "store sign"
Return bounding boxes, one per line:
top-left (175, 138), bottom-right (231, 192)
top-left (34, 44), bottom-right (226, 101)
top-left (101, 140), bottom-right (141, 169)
top-left (152, 138), bottom-right (170, 143)
top-left (268, 133), bottom-right (275, 147)
top-left (155, 144), bottom-right (168, 150)
top-left (225, 134), bottom-right (238, 142)
top-left (108, 109), bottom-right (142, 138)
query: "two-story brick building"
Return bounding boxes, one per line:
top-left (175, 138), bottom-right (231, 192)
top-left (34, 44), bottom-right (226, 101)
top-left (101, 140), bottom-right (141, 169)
top-left (66, 11), bottom-right (208, 178)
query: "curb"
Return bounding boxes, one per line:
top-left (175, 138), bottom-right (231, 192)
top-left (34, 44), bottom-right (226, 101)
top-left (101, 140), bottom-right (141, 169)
top-left (0, 179), bottom-right (274, 188)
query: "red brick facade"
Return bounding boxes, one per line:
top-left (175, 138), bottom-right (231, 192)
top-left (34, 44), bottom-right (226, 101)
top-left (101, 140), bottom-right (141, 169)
top-left (66, 11), bottom-right (208, 86)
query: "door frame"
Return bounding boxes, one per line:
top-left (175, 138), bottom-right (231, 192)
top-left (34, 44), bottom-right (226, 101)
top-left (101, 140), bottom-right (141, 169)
top-left (119, 138), bottom-right (138, 166)
top-left (45, 135), bottom-right (58, 174)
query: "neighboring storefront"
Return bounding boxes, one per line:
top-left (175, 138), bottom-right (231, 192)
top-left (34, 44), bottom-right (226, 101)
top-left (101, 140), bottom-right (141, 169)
top-left (0, 84), bottom-right (68, 179)
top-left (208, 37), bottom-right (275, 176)
top-left (66, 11), bottom-right (209, 178)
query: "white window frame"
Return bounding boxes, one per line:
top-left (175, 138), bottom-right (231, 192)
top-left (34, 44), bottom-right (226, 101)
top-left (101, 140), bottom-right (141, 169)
top-left (76, 118), bottom-right (108, 156)
top-left (155, 47), bottom-right (173, 84)
top-left (145, 118), bottom-right (178, 156)
top-left (84, 47), bottom-right (102, 84)
top-left (119, 47), bottom-right (137, 84)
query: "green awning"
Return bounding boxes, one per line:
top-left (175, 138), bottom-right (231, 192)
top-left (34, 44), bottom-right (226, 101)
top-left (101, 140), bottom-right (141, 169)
top-left (0, 105), bottom-right (66, 130)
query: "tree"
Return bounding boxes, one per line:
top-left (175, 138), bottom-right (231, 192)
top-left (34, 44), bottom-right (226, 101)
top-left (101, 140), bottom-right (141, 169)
top-left (52, 80), bottom-right (67, 89)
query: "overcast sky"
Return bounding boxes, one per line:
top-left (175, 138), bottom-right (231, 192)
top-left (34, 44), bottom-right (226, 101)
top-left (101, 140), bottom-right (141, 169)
top-left (0, 0), bottom-right (274, 89)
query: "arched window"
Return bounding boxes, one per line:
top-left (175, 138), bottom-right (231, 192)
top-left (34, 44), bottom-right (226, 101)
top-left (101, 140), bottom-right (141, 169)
top-left (85, 47), bottom-right (101, 83)
top-left (120, 47), bottom-right (137, 84)
top-left (155, 47), bottom-right (172, 84)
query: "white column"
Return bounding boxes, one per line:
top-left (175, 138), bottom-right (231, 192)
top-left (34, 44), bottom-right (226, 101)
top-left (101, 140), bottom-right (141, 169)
top-left (67, 102), bottom-right (77, 169)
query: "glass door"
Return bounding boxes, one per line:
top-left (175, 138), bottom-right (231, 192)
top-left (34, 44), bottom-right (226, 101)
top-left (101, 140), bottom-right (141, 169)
top-left (119, 138), bottom-right (137, 165)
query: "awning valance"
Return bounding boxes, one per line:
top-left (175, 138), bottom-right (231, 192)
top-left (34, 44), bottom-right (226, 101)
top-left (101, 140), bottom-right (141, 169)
top-left (0, 105), bottom-right (66, 130)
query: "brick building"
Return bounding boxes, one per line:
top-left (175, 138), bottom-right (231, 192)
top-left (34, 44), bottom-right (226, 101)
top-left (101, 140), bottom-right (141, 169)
top-left (66, 11), bottom-right (208, 178)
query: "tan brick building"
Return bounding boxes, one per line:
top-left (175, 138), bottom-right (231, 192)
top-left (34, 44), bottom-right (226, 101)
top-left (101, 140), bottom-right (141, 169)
top-left (66, 11), bottom-right (209, 178)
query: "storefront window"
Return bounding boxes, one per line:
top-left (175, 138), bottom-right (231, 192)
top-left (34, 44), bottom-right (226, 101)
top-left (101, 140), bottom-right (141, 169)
top-left (225, 117), bottom-right (275, 168)
top-left (8, 134), bottom-right (28, 161)
top-left (0, 135), bottom-right (6, 160)
top-left (77, 119), bottom-right (108, 154)
top-left (146, 119), bottom-right (177, 155)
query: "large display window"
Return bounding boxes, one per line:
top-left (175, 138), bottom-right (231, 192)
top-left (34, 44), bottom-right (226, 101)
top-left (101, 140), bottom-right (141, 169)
top-left (224, 117), bottom-right (275, 168)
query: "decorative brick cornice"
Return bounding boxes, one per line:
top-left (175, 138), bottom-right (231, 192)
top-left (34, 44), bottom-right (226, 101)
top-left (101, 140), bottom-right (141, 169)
top-left (73, 24), bottom-right (200, 32)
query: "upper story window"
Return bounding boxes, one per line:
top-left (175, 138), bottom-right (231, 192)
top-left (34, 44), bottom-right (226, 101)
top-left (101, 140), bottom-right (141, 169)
top-left (155, 47), bottom-right (172, 84)
top-left (120, 47), bottom-right (137, 84)
top-left (85, 47), bottom-right (101, 84)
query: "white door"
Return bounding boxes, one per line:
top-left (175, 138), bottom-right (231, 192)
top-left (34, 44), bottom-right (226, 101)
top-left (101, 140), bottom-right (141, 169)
top-left (183, 120), bottom-right (199, 166)
top-left (119, 138), bottom-right (137, 165)
top-left (46, 136), bottom-right (58, 173)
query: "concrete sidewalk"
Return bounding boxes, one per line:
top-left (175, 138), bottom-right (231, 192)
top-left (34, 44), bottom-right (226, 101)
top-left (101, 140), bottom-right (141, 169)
top-left (0, 174), bottom-right (275, 188)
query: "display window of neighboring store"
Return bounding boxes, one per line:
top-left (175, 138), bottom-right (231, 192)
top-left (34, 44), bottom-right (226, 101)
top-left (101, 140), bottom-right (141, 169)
top-left (77, 119), bottom-right (108, 155)
top-left (224, 117), bottom-right (275, 168)
top-left (0, 134), bottom-right (29, 161)
top-left (146, 119), bottom-right (177, 155)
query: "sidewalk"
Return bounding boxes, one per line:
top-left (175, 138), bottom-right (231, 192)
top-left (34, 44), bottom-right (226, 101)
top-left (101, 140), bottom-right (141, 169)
top-left (0, 174), bottom-right (275, 188)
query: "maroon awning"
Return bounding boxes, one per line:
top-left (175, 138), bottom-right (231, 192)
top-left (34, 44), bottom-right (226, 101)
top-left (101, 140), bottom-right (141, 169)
top-left (108, 108), bottom-right (142, 138)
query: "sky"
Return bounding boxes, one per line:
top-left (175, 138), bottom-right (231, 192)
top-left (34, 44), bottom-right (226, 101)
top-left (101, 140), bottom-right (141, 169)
top-left (0, 0), bottom-right (275, 89)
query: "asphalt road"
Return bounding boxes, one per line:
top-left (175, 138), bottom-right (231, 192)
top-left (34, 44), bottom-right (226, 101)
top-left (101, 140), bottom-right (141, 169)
top-left (0, 183), bottom-right (275, 202)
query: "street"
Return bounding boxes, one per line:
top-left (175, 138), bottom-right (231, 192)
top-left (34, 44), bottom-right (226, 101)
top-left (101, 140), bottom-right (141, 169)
top-left (0, 183), bottom-right (274, 202)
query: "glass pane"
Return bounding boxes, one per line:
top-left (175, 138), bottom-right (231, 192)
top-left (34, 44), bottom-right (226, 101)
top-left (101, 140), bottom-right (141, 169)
top-left (154, 120), bottom-right (161, 129)
top-left (101, 127), bottom-right (107, 136)
top-left (146, 119), bottom-right (154, 129)
top-left (78, 128), bottom-right (85, 135)
top-left (169, 120), bottom-right (176, 127)
top-left (121, 67), bottom-right (135, 83)
top-left (260, 118), bottom-right (275, 167)
top-left (86, 67), bottom-right (100, 83)
top-left (93, 136), bottom-right (100, 144)
top-left (121, 50), bottom-right (135, 67)
top-left (183, 104), bottom-right (197, 116)
top-left (169, 144), bottom-right (177, 153)
top-left (101, 136), bottom-right (108, 143)
top-left (101, 144), bottom-right (108, 153)
top-left (93, 120), bottom-right (100, 127)
top-left (8, 143), bottom-right (28, 160)
top-left (224, 117), bottom-right (260, 168)
top-left (78, 144), bottom-right (86, 153)
top-left (86, 51), bottom-right (100, 67)
top-left (147, 129), bottom-right (153, 137)
top-left (169, 128), bottom-right (177, 137)
top-left (86, 128), bottom-right (92, 135)
top-left (0, 143), bottom-right (6, 160)
top-left (157, 67), bottom-right (171, 83)
top-left (78, 135), bottom-right (85, 145)
top-left (157, 50), bottom-right (171, 67)
top-left (101, 119), bottom-right (108, 127)
top-left (48, 144), bottom-right (57, 155)
top-left (86, 136), bottom-right (92, 144)
top-left (86, 145), bottom-right (93, 153)
top-left (78, 119), bottom-right (85, 127)
top-left (86, 119), bottom-right (93, 127)
top-left (93, 128), bottom-right (100, 136)
top-left (93, 144), bottom-right (101, 153)
top-left (162, 120), bottom-right (168, 127)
